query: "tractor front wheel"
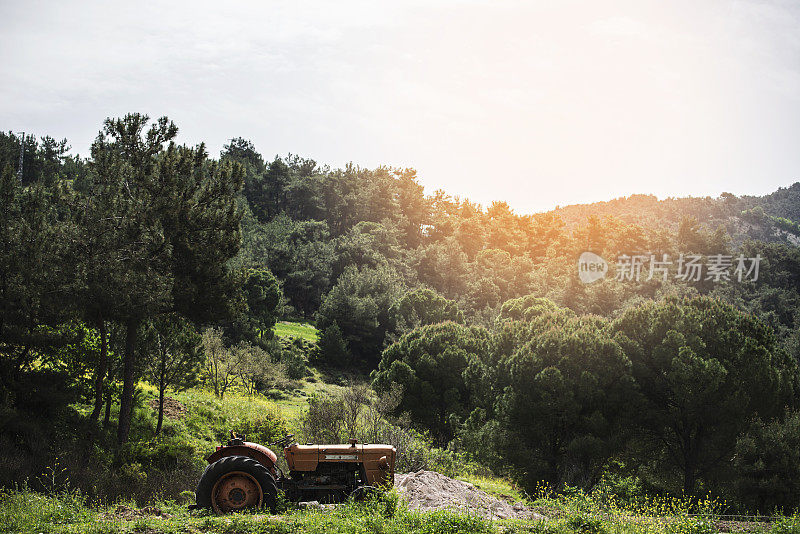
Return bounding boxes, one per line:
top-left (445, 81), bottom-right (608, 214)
top-left (195, 456), bottom-right (277, 513)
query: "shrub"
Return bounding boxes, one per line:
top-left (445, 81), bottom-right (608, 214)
top-left (274, 337), bottom-right (310, 379)
top-left (565, 513), bottom-right (607, 534)
top-left (733, 411), bottom-right (800, 513)
top-left (298, 385), bottom-right (488, 478)
top-left (235, 411), bottom-right (289, 445)
top-left (772, 515), bottom-right (800, 534)
top-left (300, 392), bottom-right (346, 443)
top-left (120, 436), bottom-right (197, 471)
top-left (592, 461), bottom-right (646, 507)
top-left (315, 323), bottom-right (350, 366)
top-left (282, 351), bottom-right (308, 379)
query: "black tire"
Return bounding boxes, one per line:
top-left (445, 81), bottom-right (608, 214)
top-left (195, 455), bottom-right (277, 513)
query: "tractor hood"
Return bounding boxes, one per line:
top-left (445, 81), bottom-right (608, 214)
top-left (284, 442), bottom-right (396, 473)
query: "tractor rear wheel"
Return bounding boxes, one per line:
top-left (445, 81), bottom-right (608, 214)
top-left (195, 455), bottom-right (277, 513)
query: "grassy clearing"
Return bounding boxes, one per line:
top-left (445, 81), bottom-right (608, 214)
top-left (261, 367), bottom-right (345, 424)
top-left (170, 387), bottom-right (288, 448)
top-left (133, 364), bottom-right (373, 452)
top-left (3, 487), bottom-right (797, 534)
top-left (274, 321), bottom-right (319, 342)
top-left (161, 368), bottom-right (334, 428)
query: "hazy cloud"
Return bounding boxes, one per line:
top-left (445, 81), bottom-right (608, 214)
top-left (1, 0), bottom-right (798, 212)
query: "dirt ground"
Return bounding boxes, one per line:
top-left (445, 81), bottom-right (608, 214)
top-left (148, 396), bottom-right (187, 420)
top-left (394, 470), bottom-right (544, 521)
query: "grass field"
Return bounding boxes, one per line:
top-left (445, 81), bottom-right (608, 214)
top-left (0, 490), bottom-right (490, 534)
top-left (273, 321), bottom-right (319, 342)
top-left (165, 374), bottom-right (340, 432)
top-left (4, 486), bottom-right (798, 534)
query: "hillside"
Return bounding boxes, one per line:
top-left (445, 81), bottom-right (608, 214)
top-left (2, 121), bottom-right (800, 527)
top-left (551, 184), bottom-right (800, 245)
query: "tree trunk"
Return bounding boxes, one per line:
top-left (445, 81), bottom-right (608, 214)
top-left (156, 385), bottom-right (165, 435)
top-left (683, 467), bottom-right (696, 496)
top-left (212, 358), bottom-right (220, 398)
top-left (116, 318), bottom-right (138, 445)
top-left (104, 387), bottom-right (112, 427)
top-left (156, 349), bottom-right (166, 435)
top-left (90, 320), bottom-right (108, 421)
top-left (682, 430), bottom-right (698, 495)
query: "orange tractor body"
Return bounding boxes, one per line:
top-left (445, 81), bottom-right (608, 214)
top-left (194, 434), bottom-right (396, 513)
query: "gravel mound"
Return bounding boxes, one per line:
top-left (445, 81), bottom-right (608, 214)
top-left (394, 470), bottom-right (543, 521)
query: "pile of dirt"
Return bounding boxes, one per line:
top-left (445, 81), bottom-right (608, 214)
top-left (148, 396), bottom-right (187, 420)
top-left (394, 470), bottom-right (543, 521)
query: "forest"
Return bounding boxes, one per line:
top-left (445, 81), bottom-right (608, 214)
top-left (2, 114), bottom-right (800, 524)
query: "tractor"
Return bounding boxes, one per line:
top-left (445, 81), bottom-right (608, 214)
top-left (194, 433), bottom-right (396, 513)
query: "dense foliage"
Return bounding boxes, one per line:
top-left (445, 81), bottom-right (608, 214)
top-left (2, 120), bottom-right (800, 512)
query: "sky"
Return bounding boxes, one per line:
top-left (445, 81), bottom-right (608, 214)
top-left (1, 0), bottom-right (798, 214)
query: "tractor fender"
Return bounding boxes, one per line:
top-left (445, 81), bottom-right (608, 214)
top-left (206, 442), bottom-right (278, 475)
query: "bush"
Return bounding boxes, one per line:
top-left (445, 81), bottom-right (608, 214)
top-left (733, 411), bottom-right (800, 513)
top-left (298, 385), bottom-right (488, 477)
top-left (565, 513), bottom-right (607, 534)
top-left (120, 436), bottom-right (197, 471)
top-left (773, 515), bottom-right (800, 534)
top-left (282, 351), bottom-right (308, 379)
top-left (235, 411), bottom-right (289, 445)
top-left (275, 337), bottom-right (310, 379)
top-left (591, 460), bottom-right (646, 507)
top-left (316, 323), bottom-right (350, 366)
top-left (300, 392), bottom-right (346, 443)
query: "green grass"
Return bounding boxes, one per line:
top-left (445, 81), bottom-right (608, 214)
top-left (145, 371), bottom-right (346, 443)
top-left (273, 321), bottom-right (319, 342)
top-left (171, 387), bottom-right (288, 446)
top-left (0, 489), bottom-right (497, 534)
top-left (3, 486), bottom-right (793, 534)
top-left (136, 361), bottom-right (356, 449)
top-left (457, 474), bottom-right (528, 504)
